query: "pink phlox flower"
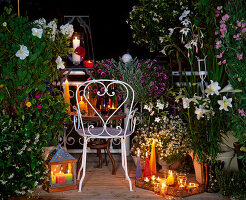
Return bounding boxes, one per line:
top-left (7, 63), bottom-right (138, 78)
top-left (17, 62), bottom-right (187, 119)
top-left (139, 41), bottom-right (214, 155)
top-left (238, 108), bottom-right (246, 117)
top-left (237, 53), bottom-right (243, 60)
top-left (87, 77), bottom-right (92, 81)
top-left (33, 118), bottom-right (38, 122)
top-left (237, 20), bottom-right (242, 27)
top-left (242, 23), bottom-right (246, 27)
top-left (222, 60), bottom-right (226, 64)
top-left (35, 94), bottom-right (41, 99)
top-left (242, 28), bottom-right (246, 33)
top-left (217, 6), bottom-right (223, 10)
top-left (93, 89), bottom-right (98, 93)
top-left (217, 61), bottom-right (222, 65)
top-left (233, 33), bottom-right (241, 40)
top-left (222, 14), bottom-right (230, 21)
top-left (100, 87), bottom-right (105, 92)
top-left (216, 40), bottom-right (222, 45)
top-left (216, 52), bottom-right (223, 59)
top-left (215, 13), bottom-right (219, 17)
top-left (37, 105), bottom-right (42, 109)
top-left (101, 72), bottom-right (105, 76)
top-left (215, 31), bottom-right (219, 35)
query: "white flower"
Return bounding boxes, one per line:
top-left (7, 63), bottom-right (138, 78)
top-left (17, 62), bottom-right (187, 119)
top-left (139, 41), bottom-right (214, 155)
top-left (159, 37), bottom-right (164, 43)
top-left (182, 97), bottom-right (190, 109)
top-left (16, 45), bottom-right (29, 60)
top-left (47, 20), bottom-right (57, 41)
top-left (168, 28), bottom-right (174, 37)
top-left (180, 28), bottom-right (190, 36)
top-left (2, 22), bottom-right (7, 27)
top-left (8, 173), bottom-right (14, 179)
top-left (60, 23), bottom-right (74, 37)
top-left (33, 18), bottom-right (46, 28)
top-left (185, 43), bottom-right (192, 49)
top-left (205, 80), bottom-right (221, 95)
top-left (156, 100), bottom-right (164, 110)
top-left (191, 39), bottom-right (197, 47)
top-left (155, 117), bottom-right (161, 123)
top-left (150, 111), bottom-right (155, 116)
top-left (181, 19), bottom-right (191, 26)
top-left (179, 10), bottom-right (190, 21)
top-left (0, 180), bottom-right (7, 185)
top-left (218, 96), bottom-right (232, 111)
top-left (195, 105), bottom-right (206, 120)
top-left (220, 83), bottom-right (233, 93)
top-left (56, 56), bottom-right (65, 69)
top-left (31, 28), bottom-right (43, 38)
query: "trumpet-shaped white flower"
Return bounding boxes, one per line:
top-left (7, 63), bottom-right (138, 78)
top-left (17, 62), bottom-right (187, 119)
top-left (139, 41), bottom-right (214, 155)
top-left (182, 97), bottom-right (190, 109)
top-left (60, 23), bottom-right (74, 37)
top-left (180, 28), bottom-right (190, 36)
top-left (179, 10), bottom-right (190, 21)
top-left (181, 19), bottom-right (191, 26)
top-left (205, 80), bottom-right (221, 95)
top-left (56, 56), bottom-right (65, 69)
top-left (33, 18), bottom-right (46, 28)
top-left (218, 96), bottom-right (232, 111)
top-left (219, 83), bottom-right (233, 93)
top-left (16, 45), bottom-right (29, 60)
top-left (168, 28), bottom-right (175, 37)
top-left (31, 28), bottom-right (43, 38)
top-left (195, 105), bottom-right (206, 120)
top-left (184, 43), bottom-right (192, 49)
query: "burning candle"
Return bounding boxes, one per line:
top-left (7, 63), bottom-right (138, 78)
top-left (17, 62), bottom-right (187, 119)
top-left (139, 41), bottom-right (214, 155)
top-left (83, 60), bottom-right (94, 68)
top-left (72, 36), bottom-right (80, 65)
top-left (79, 97), bottom-right (87, 114)
top-left (143, 152), bottom-right (151, 177)
top-left (65, 169), bottom-right (73, 182)
top-left (55, 171), bottom-right (66, 184)
top-left (51, 172), bottom-right (56, 184)
top-left (76, 85), bottom-right (81, 102)
top-left (136, 149), bottom-right (142, 179)
top-left (64, 79), bottom-right (71, 114)
top-left (160, 183), bottom-right (167, 197)
top-left (166, 170), bottom-right (174, 186)
top-left (144, 177), bottom-right (150, 182)
top-left (187, 182), bottom-right (199, 190)
top-left (150, 139), bottom-right (156, 175)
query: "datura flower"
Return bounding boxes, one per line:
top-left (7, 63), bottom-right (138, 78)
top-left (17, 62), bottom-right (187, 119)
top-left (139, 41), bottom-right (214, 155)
top-left (32, 28), bottom-right (43, 38)
top-left (16, 45), bottom-right (29, 60)
top-left (205, 80), bottom-right (221, 95)
top-left (56, 56), bottom-right (65, 69)
top-left (220, 83), bottom-right (233, 93)
top-left (218, 96), bottom-right (232, 111)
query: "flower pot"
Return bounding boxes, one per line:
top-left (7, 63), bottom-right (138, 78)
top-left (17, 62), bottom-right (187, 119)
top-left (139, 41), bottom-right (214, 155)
top-left (189, 151), bottom-right (205, 184)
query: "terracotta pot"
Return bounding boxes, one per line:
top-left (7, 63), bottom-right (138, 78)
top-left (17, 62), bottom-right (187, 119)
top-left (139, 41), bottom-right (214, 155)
top-left (189, 151), bottom-right (205, 184)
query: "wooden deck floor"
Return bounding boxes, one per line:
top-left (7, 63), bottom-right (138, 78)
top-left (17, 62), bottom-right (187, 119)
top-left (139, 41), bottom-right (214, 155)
top-left (32, 154), bottom-right (227, 200)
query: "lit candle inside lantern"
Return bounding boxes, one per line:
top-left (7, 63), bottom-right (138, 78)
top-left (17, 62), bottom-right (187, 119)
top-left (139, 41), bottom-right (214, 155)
top-left (166, 170), bottom-right (174, 186)
top-left (64, 79), bottom-right (71, 114)
top-left (143, 152), bottom-right (151, 178)
top-left (160, 183), bottom-right (167, 197)
top-left (65, 169), bottom-right (73, 182)
top-left (136, 149), bottom-right (142, 179)
top-left (72, 36), bottom-right (80, 65)
top-left (83, 60), bottom-right (94, 68)
top-left (55, 171), bottom-right (66, 184)
top-left (150, 139), bottom-right (156, 175)
top-left (68, 163), bottom-right (72, 172)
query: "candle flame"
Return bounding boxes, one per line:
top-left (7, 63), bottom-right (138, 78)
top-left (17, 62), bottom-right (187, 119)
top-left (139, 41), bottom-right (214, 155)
top-left (68, 169), bottom-right (69, 174)
top-left (161, 183), bottom-right (166, 188)
top-left (75, 36), bottom-right (78, 40)
top-left (151, 175), bottom-right (155, 181)
top-left (59, 171), bottom-right (61, 174)
top-left (169, 170), bottom-right (173, 176)
top-left (81, 96), bottom-right (82, 101)
top-left (65, 79), bottom-right (68, 84)
top-left (137, 149), bottom-right (140, 156)
top-left (144, 177), bottom-right (149, 182)
top-left (146, 152), bottom-right (148, 157)
top-left (152, 139), bottom-right (155, 144)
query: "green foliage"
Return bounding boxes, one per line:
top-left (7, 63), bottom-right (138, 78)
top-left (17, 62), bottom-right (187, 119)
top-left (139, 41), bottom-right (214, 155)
top-left (215, 168), bottom-right (246, 200)
top-left (0, 8), bottom-right (72, 198)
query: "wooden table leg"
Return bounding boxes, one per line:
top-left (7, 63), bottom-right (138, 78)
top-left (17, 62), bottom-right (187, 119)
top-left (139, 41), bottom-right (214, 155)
top-left (106, 139), bottom-right (116, 175)
top-left (97, 148), bottom-right (102, 168)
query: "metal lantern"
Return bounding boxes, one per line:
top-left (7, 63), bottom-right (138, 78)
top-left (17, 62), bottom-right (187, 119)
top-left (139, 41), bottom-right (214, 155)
top-left (44, 146), bottom-right (77, 192)
top-left (196, 56), bottom-right (208, 94)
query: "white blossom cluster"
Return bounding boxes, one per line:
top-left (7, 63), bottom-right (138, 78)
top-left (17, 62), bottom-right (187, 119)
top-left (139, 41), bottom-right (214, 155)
top-left (182, 81), bottom-right (233, 120)
top-left (60, 23), bottom-right (74, 37)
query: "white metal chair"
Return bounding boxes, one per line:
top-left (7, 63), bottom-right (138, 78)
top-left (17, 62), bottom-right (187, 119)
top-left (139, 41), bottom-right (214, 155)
top-left (73, 79), bottom-right (136, 191)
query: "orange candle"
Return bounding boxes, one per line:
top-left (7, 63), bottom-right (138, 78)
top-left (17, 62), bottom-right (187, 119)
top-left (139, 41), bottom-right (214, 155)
top-left (79, 97), bottom-right (87, 114)
top-left (150, 140), bottom-right (156, 175)
top-left (76, 84), bottom-right (81, 103)
top-left (64, 79), bottom-right (71, 114)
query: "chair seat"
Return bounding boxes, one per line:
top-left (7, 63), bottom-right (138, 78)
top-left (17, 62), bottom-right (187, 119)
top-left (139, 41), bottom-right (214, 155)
top-left (76, 127), bottom-right (132, 137)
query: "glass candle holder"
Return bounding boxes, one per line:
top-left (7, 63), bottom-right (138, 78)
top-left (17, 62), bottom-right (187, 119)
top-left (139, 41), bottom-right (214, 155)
top-left (177, 173), bottom-right (187, 189)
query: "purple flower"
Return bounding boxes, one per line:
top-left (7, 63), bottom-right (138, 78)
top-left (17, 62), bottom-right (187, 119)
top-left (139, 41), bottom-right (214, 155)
top-left (215, 31), bottom-right (219, 35)
top-left (100, 87), bottom-right (105, 92)
top-left (237, 53), bottom-right (243, 60)
top-left (35, 94), bottom-right (41, 99)
top-left (146, 66), bottom-right (151, 69)
top-left (97, 69), bottom-right (102, 73)
top-left (216, 52), bottom-right (223, 59)
top-left (217, 6), bottom-right (223, 10)
top-left (222, 60), bottom-right (226, 64)
top-left (153, 86), bottom-right (158, 91)
top-left (33, 118), bottom-right (38, 122)
top-left (242, 28), bottom-right (246, 33)
top-left (141, 78), bottom-right (145, 84)
top-left (233, 33), bottom-right (241, 40)
top-left (153, 59), bottom-right (157, 62)
top-left (107, 71), bottom-right (111, 75)
top-left (218, 61), bottom-right (222, 65)
top-left (222, 14), bottom-right (230, 21)
top-left (101, 72), bottom-right (105, 76)
top-left (37, 105), bottom-right (42, 109)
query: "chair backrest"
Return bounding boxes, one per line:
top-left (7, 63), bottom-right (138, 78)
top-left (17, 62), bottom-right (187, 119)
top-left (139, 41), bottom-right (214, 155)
top-left (73, 79), bottom-right (135, 137)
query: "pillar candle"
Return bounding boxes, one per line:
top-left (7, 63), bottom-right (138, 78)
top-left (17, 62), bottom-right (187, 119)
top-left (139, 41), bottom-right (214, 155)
top-left (72, 36), bottom-right (80, 64)
top-left (150, 139), bottom-right (156, 175)
top-left (55, 171), bottom-right (66, 184)
top-left (76, 85), bottom-right (80, 103)
top-left (143, 152), bottom-right (151, 177)
top-left (136, 149), bottom-right (142, 179)
top-left (109, 98), bottom-right (112, 108)
top-left (79, 97), bottom-right (87, 114)
top-left (64, 79), bottom-right (71, 114)
top-left (167, 170), bottom-right (174, 186)
top-left (51, 172), bottom-right (56, 184)
top-left (65, 170), bottom-right (73, 182)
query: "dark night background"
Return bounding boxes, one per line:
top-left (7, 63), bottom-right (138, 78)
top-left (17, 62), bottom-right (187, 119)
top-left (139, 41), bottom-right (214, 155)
top-left (0, 0), bottom-right (151, 61)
